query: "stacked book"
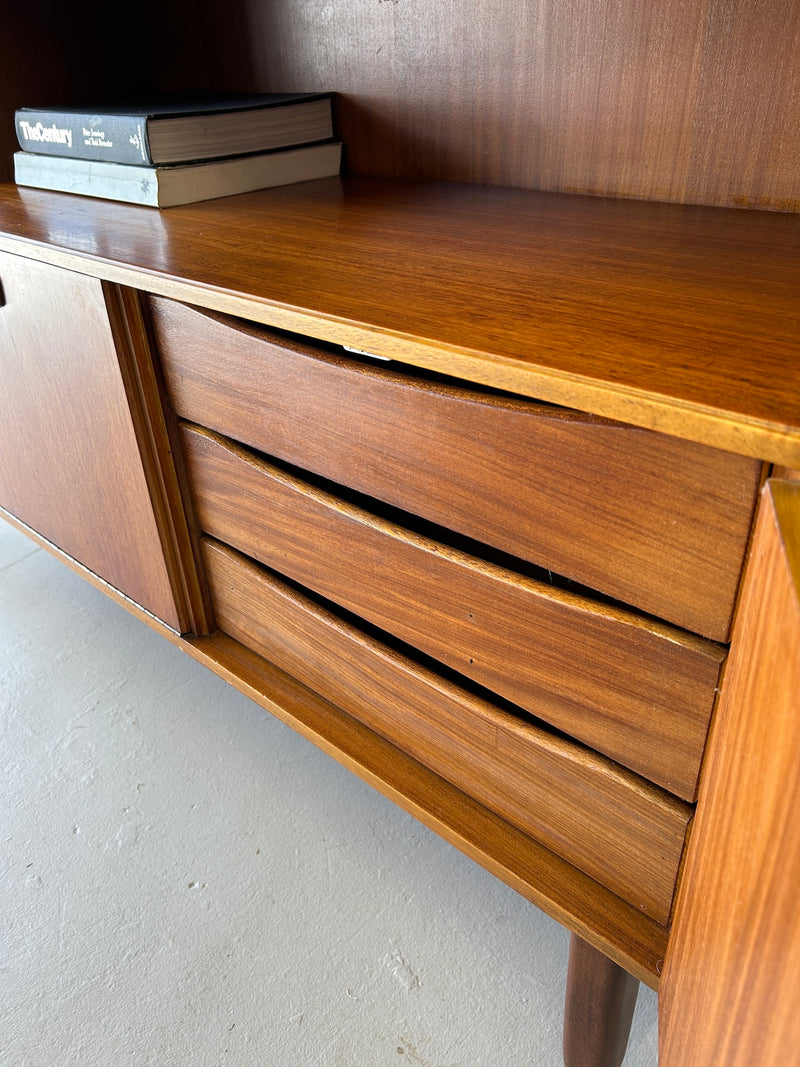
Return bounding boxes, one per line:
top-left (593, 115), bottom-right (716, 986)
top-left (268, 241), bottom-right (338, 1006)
top-left (13, 92), bottom-right (342, 207)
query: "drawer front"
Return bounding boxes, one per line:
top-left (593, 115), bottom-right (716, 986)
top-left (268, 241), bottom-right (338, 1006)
top-left (202, 535), bottom-right (692, 924)
top-left (151, 296), bottom-right (762, 642)
top-left (181, 422), bottom-right (725, 800)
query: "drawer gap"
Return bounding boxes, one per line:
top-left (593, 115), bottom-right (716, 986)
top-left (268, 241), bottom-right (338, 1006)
top-left (220, 307), bottom-right (577, 407)
top-left (201, 533), bottom-right (693, 922)
top-left (185, 419), bottom-right (727, 641)
top-left (204, 529), bottom-right (692, 805)
top-left (178, 419), bottom-right (725, 798)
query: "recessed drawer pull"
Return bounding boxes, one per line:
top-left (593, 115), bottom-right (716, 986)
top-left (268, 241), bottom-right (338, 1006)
top-left (202, 535), bottom-right (692, 924)
top-left (151, 295), bottom-right (762, 641)
top-left (181, 421), bottom-right (724, 801)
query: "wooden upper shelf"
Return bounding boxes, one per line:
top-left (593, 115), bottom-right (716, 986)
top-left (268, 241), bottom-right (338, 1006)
top-left (0, 177), bottom-right (798, 465)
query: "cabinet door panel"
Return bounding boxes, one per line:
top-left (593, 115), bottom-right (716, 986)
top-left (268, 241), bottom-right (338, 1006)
top-left (0, 251), bottom-right (180, 629)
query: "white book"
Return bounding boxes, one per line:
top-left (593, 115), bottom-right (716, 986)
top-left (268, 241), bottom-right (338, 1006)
top-left (14, 141), bottom-right (342, 208)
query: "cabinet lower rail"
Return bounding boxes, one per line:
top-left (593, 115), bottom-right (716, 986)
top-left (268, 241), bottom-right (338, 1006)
top-left (180, 626), bottom-right (667, 989)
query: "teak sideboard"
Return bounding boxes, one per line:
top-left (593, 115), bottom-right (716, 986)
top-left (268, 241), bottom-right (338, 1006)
top-left (1, 177), bottom-right (798, 1066)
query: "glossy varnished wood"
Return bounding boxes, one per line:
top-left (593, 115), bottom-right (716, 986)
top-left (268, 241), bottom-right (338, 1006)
top-left (186, 630), bottom-right (667, 990)
top-left (0, 499), bottom-right (667, 987)
top-left (198, 0), bottom-right (800, 210)
top-left (202, 536), bottom-right (691, 922)
top-left (4, 1), bottom-right (800, 210)
top-left (2, 4), bottom-right (799, 1060)
top-left (563, 934), bottom-right (640, 1067)
top-left (153, 297), bottom-right (761, 640)
top-left (104, 285), bottom-right (213, 635)
top-left (0, 250), bottom-right (180, 628)
top-left (660, 481), bottom-right (800, 1066)
top-left (0, 182), bottom-right (798, 465)
top-left (181, 423), bottom-right (724, 800)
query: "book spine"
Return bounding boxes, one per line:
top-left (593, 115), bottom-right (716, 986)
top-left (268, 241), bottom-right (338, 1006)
top-left (13, 152), bottom-right (157, 206)
top-left (14, 111), bottom-right (151, 164)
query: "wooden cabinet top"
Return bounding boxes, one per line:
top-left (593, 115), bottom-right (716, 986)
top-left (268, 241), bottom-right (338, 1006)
top-left (1, 177), bottom-right (798, 465)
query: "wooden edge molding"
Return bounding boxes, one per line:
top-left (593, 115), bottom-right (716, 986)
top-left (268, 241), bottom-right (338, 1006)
top-left (101, 282), bottom-right (214, 636)
top-left (772, 479), bottom-right (800, 591)
top-left (0, 232), bottom-right (798, 469)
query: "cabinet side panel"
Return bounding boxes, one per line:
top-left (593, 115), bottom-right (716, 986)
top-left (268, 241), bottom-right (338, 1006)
top-left (659, 481), bottom-right (800, 1065)
top-left (0, 251), bottom-right (180, 629)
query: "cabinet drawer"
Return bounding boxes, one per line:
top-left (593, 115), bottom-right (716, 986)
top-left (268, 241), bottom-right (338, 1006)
top-left (181, 422), bottom-right (724, 800)
top-left (202, 535), bottom-right (691, 923)
top-left (151, 296), bottom-right (762, 642)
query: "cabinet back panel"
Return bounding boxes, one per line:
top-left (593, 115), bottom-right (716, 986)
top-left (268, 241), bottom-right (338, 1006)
top-left (3, 1), bottom-right (798, 207)
top-left (206, 0), bottom-right (800, 210)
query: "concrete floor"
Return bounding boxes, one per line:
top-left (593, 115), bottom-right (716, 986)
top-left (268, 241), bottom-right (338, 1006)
top-left (0, 515), bottom-right (658, 1066)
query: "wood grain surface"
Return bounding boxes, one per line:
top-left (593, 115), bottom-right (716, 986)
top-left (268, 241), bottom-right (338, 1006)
top-left (4, 0), bottom-right (799, 211)
top-left (660, 480), bottom-right (800, 1065)
top-left (0, 181), bottom-right (797, 466)
top-left (0, 251), bottom-right (180, 628)
top-left (202, 535), bottom-right (691, 922)
top-left (0, 497), bottom-right (669, 985)
top-left (184, 628), bottom-right (669, 988)
top-left (563, 934), bottom-right (640, 1067)
top-left (198, 0), bottom-right (800, 210)
top-left (181, 422), bottom-right (724, 799)
top-left (153, 297), bottom-right (761, 641)
top-left (103, 285), bottom-right (213, 636)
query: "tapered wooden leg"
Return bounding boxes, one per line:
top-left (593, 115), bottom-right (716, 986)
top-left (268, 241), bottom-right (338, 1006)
top-left (563, 934), bottom-right (640, 1067)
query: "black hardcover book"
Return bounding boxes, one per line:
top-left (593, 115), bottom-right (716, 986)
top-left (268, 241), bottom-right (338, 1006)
top-left (14, 92), bottom-right (335, 166)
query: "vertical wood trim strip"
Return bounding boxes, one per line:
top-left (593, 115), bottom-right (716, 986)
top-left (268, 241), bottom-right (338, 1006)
top-left (102, 282), bottom-right (214, 635)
